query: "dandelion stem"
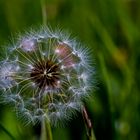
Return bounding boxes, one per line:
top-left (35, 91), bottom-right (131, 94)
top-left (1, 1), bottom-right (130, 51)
top-left (41, 0), bottom-right (47, 26)
top-left (40, 118), bottom-right (53, 140)
top-left (82, 106), bottom-right (96, 140)
top-left (0, 123), bottom-right (15, 140)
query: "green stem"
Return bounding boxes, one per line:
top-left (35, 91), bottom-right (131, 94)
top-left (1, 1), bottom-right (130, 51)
top-left (82, 107), bottom-right (96, 140)
top-left (41, 0), bottom-right (47, 25)
top-left (88, 129), bottom-right (96, 140)
top-left (40, 118), bottom-right (53, 140)
top-left (0, 123), bottom-right (15, 140)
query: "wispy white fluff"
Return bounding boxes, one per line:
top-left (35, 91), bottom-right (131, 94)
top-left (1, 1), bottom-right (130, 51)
top-left (0, 26), bottom-right (95, 126)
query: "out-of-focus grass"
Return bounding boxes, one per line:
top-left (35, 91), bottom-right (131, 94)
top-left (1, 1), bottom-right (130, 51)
top-left (0, 0), bottom-right (140, 140)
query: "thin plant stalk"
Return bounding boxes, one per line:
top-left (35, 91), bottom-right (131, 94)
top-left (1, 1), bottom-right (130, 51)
top-left (0, 123), bottom-right (15, 140)
top-left (40, 118), bottom-right (53, 140)
top-left (82, 106), bottom-right (96, 140)
top-left (41, 0), bottom-right (47, 25)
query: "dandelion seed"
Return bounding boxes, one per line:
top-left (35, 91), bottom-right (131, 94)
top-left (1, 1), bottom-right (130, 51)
top-left (20, 38), bottom-right (37, 52)
top-left (0, 62), bottom-right (19, 89)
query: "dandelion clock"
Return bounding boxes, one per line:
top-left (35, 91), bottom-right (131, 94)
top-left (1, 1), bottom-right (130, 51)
top-left (0, 27), bottom-right (95, 140)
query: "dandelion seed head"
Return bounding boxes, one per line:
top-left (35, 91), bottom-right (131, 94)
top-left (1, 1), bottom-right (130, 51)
top-left (0, 27), bottom-right (95, 126)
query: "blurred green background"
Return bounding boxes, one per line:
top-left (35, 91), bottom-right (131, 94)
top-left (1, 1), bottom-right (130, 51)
top-left (0, 0), bottom-right (140, 140)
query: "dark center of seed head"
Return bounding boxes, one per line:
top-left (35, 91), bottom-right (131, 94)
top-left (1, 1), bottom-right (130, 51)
top-left (30, 60), bottom-right (60, 90)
